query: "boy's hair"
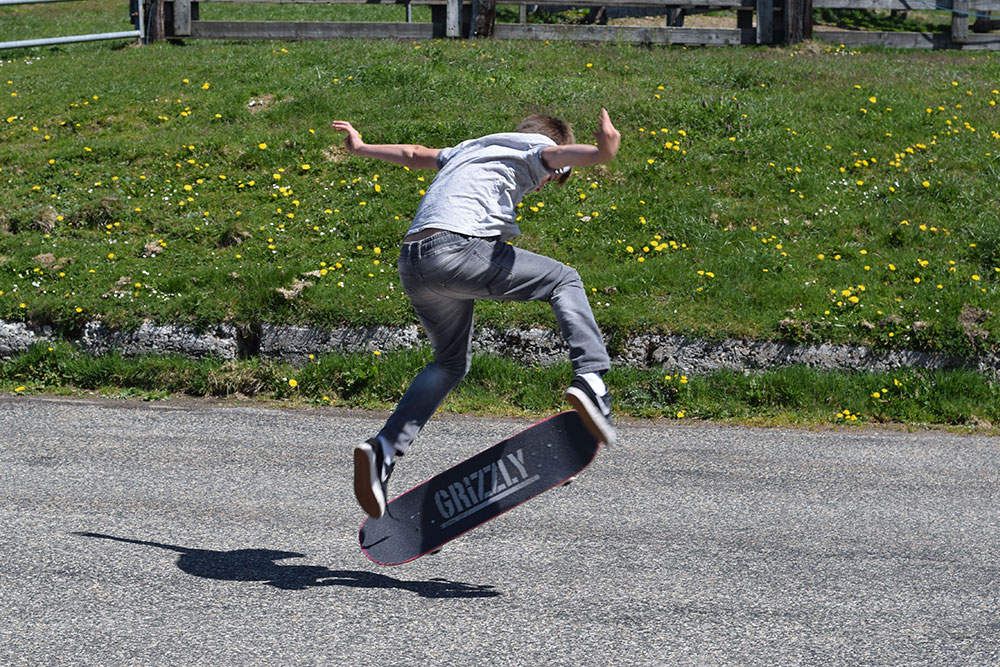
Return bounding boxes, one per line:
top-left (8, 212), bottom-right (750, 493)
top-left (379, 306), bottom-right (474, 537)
top-left (515, 115), bottom-right (575, 185)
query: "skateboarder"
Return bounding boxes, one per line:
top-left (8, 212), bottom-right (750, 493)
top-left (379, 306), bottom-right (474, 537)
top-left (332, 109), bottom-right (621, 520)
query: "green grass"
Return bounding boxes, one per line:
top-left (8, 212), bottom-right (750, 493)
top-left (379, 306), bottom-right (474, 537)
top-left (4, 342), bottom-right (998, 431)
top-left (1, 2), bottom-right (998, 427)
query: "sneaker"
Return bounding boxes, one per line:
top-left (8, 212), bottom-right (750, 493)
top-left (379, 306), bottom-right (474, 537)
top-left (565, 376), bottom-right (616, 446)
top-left (354, 438), bottom-right (394, 519)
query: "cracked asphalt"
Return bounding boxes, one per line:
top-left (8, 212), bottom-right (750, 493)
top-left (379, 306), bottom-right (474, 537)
top-left (2, 395), bottom-right (998, 665)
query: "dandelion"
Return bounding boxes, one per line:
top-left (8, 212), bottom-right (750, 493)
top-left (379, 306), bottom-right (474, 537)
top-left (258, 143), bottom-right (267, 150)
top-left (288, 379), bottom-right (298, 388)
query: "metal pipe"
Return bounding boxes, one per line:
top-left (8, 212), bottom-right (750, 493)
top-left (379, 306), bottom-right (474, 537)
top-left (0, 30), bottom-right (141, 50)
top-left (0, 0), bottom-right (78, 5)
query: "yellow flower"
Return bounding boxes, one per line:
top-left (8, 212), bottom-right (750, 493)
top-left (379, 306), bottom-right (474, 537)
top-left (258, 143), bottom-right (267, 150)
top-left (288, 379), bottom-right (298, 388)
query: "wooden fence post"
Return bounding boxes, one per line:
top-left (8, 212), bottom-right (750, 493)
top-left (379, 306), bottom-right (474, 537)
top-left (173, 0), bottom-right (192, 37)
top-left (784, 0), bottom-right (812, 43)
top-left (474, 0), bottom-right (497, 36)
top-left (446, 0), bottom-right (461, 37)
top-left (952, 0), bottom-right (969, 44)
top-left (757, 0), bottom-right (774, 44)
top-left (145, 0), bottom-right (165, 41)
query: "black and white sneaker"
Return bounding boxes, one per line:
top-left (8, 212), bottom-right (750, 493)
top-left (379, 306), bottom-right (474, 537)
top-left (565, 376), bottom-right (616, 446)
top-left (354, 438), bottom-right (394, 519)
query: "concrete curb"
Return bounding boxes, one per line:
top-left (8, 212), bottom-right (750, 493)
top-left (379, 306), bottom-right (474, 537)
top-left (2, 319), bottom-right (997, 376)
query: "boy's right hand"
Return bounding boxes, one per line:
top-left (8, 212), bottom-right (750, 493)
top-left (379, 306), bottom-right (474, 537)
top-left (331, 120), bottom-right (364, 154)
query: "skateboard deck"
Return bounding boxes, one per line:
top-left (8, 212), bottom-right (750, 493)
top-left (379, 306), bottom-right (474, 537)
top-left (359, 410), bottom-right (600, 566)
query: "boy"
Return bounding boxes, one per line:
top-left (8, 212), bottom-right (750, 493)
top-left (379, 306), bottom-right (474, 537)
top-left (332, 109), bottom-right (620, 520)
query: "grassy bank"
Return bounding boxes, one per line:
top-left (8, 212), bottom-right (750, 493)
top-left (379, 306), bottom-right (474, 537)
top-left (2, 17), bottom-right (998, 350)
top-left (1, 3), bottom-right (998, 427)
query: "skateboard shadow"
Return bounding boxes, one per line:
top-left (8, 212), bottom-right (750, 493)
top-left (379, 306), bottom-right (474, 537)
top-left (74, 532), bottom-right (500, 599)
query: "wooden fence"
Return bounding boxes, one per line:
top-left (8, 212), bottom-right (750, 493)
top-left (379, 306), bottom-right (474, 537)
top-left (155, 0), bottom-right (1000, 49)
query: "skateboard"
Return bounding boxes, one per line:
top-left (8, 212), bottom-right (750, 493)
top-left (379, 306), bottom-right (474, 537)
top-left (359, 410), bottom-right (600, 566)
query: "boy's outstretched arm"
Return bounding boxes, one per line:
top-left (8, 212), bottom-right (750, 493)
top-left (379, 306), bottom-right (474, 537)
top-left (331, 120), bottom-right (441, 170)
top-left (541, 108), bottom-right (621, 172)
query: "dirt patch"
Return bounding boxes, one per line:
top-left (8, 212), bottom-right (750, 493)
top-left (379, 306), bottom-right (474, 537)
top-left (958, 304), bottom-right (993, 350)
top-left (322, 145), bottom-right (351, 162)
top-left (275, 279), bottom-right (314, 301)
top-left (247, 95), bottom-right (294, 114)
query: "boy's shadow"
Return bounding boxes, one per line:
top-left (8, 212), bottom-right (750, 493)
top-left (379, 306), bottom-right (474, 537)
top-left (74, 532), bottom-right (500, 599)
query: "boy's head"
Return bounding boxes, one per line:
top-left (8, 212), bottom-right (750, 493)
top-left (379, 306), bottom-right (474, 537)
top-left (516, 114), bottom-right (575, 145)
top-left (516, 115), bottom-right (575, 185)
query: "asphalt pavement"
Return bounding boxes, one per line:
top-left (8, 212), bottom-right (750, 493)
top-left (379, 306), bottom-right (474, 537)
top-left (2, 395), bottom-right (998, 665)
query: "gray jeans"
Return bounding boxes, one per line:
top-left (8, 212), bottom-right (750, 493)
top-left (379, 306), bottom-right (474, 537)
top-left (378, 231), bottom-right (610, 455)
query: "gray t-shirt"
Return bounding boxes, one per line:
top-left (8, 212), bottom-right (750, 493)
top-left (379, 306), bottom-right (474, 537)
top-left (408, 132), bottom-right (558, 241)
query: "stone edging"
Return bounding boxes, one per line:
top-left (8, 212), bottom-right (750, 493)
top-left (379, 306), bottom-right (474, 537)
top-left (1, 319), bottom-right (997, 376)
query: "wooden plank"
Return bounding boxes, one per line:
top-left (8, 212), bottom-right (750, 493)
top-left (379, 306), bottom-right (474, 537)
top-left (189, 20), bottom-right (434, 39)
top-left (816, 29), bottom-right (1000, 49)
top-left (813, 0), bottom-right (998, 10)
top-left (173, 0), bottom-right (192, 36)
top-left (197, 0), bottom-right (760, 6)
top-left (508, 0), bottom-right (754, 6)
top-left (492, 23), bottom-right (745, 45)
top-left (192, 0), bottom-right (999, 7)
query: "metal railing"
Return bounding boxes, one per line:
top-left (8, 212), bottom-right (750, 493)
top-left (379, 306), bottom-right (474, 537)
top-left (0, 0), bottom-right (144, 50)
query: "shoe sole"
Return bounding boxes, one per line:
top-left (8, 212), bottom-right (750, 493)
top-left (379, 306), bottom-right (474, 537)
top-left (353, 442), bottom-right (386, 519)
top-left (565, 387), bottom-right (617, 446)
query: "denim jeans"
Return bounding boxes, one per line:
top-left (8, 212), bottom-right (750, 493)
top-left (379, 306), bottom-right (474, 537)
top-left (377, 231), bottom-right (610, 455)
